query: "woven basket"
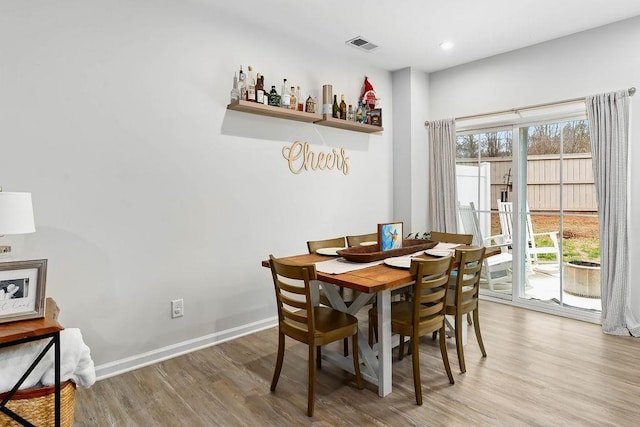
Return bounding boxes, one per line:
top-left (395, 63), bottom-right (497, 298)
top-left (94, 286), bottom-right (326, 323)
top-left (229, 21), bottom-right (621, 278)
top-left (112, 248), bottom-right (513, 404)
top-left (0, 380), bottom-right (76, 427)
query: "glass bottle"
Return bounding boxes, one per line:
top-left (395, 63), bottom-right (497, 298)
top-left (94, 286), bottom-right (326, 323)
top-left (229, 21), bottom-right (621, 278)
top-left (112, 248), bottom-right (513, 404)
top-left (246, 66), bottom-right (256, 102)
top-left (269, 85), bottom-right (280, 107)
top-left (332, 94), bottom-right (339, 118)
top-left (339, 95), bottom-right (347, 120)
top-left (238, 65), bottom-right (246, 102)
top-left (296, 86), bottom-right (303, 111)
top-left (255, 73), bottom-right (265, 104)
top-left (347, 104), bottom-right (354, 121)
top-left (230, 72), bottom-right (240, 103)
top-left (261, 75), bottom-right (269, 105)
top-left (281, 79), bottom-right (290, 108)
top-left (355, 102), bottom-right (364, 123)
top-left (289, 86), bottom-right (297, 110)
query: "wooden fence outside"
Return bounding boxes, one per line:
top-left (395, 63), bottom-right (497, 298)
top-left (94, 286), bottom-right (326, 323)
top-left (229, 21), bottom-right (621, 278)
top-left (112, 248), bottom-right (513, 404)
top-left (457, 153), bottom-right (596, 212)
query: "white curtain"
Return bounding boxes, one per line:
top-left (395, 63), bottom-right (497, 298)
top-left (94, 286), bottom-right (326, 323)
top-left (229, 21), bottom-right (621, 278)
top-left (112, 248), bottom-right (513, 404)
top-left (586, 90), bottom-right (638, 336)
top-left (429, 119), bottom-right (458, 232)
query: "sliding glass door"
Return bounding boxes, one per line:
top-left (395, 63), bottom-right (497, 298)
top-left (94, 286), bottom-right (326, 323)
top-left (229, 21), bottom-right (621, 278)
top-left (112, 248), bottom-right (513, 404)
top-left (456, 118), bottom-right (601, 320)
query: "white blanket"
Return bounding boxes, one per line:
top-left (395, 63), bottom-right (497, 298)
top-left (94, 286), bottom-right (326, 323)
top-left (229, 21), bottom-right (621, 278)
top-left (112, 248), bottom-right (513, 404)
top-left (0, 328), bottom-right (95, 393)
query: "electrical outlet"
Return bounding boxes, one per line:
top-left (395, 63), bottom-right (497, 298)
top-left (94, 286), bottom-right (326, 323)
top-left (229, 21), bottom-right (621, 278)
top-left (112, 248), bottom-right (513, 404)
top-left (171, 299), bottom-right (184, 318)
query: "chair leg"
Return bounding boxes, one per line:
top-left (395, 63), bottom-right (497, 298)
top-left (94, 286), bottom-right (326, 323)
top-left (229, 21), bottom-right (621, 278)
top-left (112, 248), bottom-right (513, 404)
top-left (351, 333), bottom-right (364, 389)
top-left (455, 314), bottom-right (466, 373)
top-left (473, 309), bottom-right (487, 357)
top-left (308, 343), bottom-right (316, 417)
top-left (398, 335), bottom-right (405, 360)
top-left (343, 337), bottom-right (349, 357)
top-left (439, 325), bottom-right (454, 384)
top-left (316, 345), bottom-right (322, 370)
top-left (270, 332), bottom-right (285, 392)
top-left (411, 334), bottom-right (422, 405)
top-left (467, 312), bottom-right (472, 325)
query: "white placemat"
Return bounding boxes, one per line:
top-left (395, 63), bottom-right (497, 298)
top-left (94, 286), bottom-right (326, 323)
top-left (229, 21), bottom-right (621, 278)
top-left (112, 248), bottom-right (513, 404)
top-left (432, 242), bottom-right (462, 250)
top-left (315, 258), bottom-right (384, 274)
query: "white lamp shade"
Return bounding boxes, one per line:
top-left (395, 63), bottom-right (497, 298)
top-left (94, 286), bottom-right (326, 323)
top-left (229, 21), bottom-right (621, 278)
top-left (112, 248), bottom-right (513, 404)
top-left (0, 192), bottom-right (36, 235)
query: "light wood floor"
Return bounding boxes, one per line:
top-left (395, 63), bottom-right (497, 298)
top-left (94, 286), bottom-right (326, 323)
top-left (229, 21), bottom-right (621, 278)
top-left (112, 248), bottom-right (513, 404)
top-left (74, 301), bottom-right (640, 426)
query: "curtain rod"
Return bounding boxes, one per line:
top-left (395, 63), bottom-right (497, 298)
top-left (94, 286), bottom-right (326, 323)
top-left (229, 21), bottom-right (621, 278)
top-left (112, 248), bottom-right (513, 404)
top-left (424, 87), bottom-right (636, 127)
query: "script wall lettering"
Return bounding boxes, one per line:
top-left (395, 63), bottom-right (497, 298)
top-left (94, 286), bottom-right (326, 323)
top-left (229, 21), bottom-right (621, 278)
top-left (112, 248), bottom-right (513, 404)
top-left (281, 141), bottom-right (349, 175)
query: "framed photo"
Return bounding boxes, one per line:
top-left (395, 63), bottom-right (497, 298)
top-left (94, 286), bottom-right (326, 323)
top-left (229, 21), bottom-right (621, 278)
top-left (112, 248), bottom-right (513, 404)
top-left (368, 108), bottom-right (382, 127)
top-left (0, 259), bottom-right (47, 323)
top-left (378, 222), bottom-right (403, 251)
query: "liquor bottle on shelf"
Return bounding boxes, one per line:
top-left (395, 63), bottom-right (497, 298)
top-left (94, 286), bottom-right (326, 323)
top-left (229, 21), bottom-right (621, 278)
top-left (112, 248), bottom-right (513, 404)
top-left (255, 73), bottom-right (265, 104)
top-left (339, 95), bottom-right (347, 120)
top-left (355, 101), bottom-right (364, 123)
top-left (296, 86), bottom-right (303, 111)
top-left (332, 94), bottom-right (339, 118)
top-left (289, 86), bottom-right (297, 110)
top-left (347, 104), bottom-right (354, 121)
top-left (238, 65), bottom-right (246, 102)
top-left (281, 79), bottom-right (290, 108)
top-left (260, 75), bottom-right (269, 105)
top-left (246, 66), bottom-right (256, 102)
top-left (305, 95), bottom-right (316, 113)
top-left (268, 85), bottom-right (281, 107)
top-left (230, 72), bottom-right (240, 103)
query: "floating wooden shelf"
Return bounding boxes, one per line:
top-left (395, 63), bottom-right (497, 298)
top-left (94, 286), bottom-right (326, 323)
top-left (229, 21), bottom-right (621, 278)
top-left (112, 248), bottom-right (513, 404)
top-left (314, 115), bottom-right (383, 133)
top-left (227, 101), bottom-right (383, 134)
top-left (227, 100), bottom-right (321, 123)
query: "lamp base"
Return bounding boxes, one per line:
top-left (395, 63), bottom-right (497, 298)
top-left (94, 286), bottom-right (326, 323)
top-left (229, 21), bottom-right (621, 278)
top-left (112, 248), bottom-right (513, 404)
top-left (0, 246), bottom-right (10, 254)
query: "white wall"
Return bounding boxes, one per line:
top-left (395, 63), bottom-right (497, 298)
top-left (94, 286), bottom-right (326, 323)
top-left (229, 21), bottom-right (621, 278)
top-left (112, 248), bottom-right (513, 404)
top-left (0, 0), bottom-right (394, 375)
top-left (428, 16), bottom-right (640, 329)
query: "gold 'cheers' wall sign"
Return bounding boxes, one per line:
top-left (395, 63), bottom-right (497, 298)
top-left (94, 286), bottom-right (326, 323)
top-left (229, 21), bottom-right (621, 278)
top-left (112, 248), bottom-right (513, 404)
top-left (282, 141), bottom-right (349, 175)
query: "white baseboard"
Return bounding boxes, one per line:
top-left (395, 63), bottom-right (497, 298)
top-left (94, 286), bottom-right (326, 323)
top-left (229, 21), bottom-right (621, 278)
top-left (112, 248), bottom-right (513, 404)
top-left (94, 316), bottom-right (278, 380)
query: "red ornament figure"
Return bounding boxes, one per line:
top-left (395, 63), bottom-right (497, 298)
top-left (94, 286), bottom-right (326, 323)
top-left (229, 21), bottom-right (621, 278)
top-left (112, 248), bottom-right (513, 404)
top-left (361, 76), bottom-right (379, 110)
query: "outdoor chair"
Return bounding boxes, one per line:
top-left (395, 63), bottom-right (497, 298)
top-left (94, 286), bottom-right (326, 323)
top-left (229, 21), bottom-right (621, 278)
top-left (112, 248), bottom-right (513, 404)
top-left (496, 200), bottom-right (561, 272)
top-left (458, 202), bottom-right (513, 291)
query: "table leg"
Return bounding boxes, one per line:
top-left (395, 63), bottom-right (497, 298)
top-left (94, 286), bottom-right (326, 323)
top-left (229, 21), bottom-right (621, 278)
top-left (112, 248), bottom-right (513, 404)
top-left (376, 289), bottom-right (392, 397)
top-left (54, 331), bottom-right (61, 426)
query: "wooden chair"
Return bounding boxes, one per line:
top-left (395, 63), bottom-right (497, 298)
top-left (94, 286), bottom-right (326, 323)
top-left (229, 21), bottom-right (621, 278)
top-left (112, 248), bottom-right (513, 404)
top-left (429, 231), bottom-right (473, 245)
top-left (368, 257), bottom-right (455, 405)
top-left (445, 247), bottom-right (487, 373)
top-left (307, 237), bottom-right (355, 356)
top-left (429, 231), bottom-right (474, 325)
top-left (268, 255), bottom-right (363, 417)
top-left (306, 236), bottom-right (346, 254)
top-left (346, 232), bottom-right (377, 247)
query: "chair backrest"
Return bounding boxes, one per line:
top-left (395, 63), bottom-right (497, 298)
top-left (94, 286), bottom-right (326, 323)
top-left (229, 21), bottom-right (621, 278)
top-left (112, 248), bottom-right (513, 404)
top-left (429, 231), bottom-right (473, 245)
top-left (497, 200), bottom-right (555, 267)
top-left (346, 232), bottom-right (377, 247)
top-left (269, 255), bottom-right (315, 343)
top-left (409, 257), bottom-right (453, 328)
top-left (451, 247), bottom-right (486, 313)
top-left (306, 236), bottom-right (347, 254)
top-left (457, 202), bottom-right (484, 247)
top-left (496, 200), bottom-right (514, 245)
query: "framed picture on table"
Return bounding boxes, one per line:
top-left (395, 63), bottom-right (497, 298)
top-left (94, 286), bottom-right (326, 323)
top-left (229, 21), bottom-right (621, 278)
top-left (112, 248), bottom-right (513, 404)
top-left (378, 222), bottom-right (403, 251)
top-left (0, 259), bottom-right (47, 323)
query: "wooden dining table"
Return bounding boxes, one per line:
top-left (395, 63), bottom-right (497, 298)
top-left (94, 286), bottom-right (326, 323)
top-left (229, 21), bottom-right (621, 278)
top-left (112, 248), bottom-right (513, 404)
top-left (262, 251), bottom-right (438, 397)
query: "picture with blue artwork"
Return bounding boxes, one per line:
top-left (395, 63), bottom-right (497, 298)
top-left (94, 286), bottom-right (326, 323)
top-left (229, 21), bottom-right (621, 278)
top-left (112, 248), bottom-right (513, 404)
top-left (378, 222), bottom-right (403, 251)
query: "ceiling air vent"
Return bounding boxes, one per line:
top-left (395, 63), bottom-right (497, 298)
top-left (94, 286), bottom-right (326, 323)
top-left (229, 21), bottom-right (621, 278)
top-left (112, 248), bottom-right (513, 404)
top-left (346, 36), bottom-right (379, 52)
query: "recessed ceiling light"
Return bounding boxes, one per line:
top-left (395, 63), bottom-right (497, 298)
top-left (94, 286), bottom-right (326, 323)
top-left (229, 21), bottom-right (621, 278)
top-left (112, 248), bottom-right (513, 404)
top-left (439, 41), bottom-right (454, 51)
